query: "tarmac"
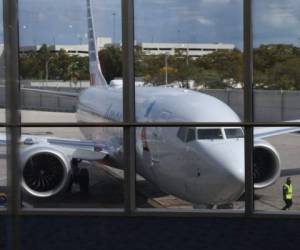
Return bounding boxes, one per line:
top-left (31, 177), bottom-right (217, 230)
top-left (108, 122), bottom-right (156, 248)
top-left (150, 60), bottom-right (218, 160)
top-left (0, 109), bottom-right (300, 211)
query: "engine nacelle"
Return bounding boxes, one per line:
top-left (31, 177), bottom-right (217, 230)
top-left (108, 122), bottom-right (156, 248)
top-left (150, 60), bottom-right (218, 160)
top-left (20, 146), bottom-right (72, 198)
top-left (253, 139), bottom-right (281, 189)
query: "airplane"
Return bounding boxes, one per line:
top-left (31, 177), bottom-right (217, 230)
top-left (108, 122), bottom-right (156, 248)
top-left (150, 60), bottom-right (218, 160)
top-left (2, 0), bottom-right (300, 207)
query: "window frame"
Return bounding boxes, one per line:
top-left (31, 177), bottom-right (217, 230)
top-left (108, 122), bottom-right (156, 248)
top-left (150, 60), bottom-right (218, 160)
top-left (2, 0), bottom-right (300, 235)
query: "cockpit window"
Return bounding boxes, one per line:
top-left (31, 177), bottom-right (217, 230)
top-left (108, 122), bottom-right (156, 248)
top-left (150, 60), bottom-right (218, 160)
top-left (177, 127), bottom-right (196, 142)
top-left (225, 128), bottom-right (244, 139)
top-left (186, 128), bottom-right (196, 142)
top-left (197, 129), bottom-right (223, 140)
top-left (177, 127), bottom-right (187, 141)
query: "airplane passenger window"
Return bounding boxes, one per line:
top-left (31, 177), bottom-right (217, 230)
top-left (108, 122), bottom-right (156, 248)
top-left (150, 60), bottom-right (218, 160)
top-left (18, 0), bottom-right (123, 123)
top-left (253, 1), bottom-right (300, 122)
top-left (134, 0), bottom-right (244, 123)
top-left (197, 129), bottom-right (223, 140)
top-left (225, 128), bottom-right (244, 139)
top-left (186, 128), bottom-right (195, 142)
top-left (254, 126), bottom-right (300, 212)
top-left (136, 126), bottom-right (245, 210)
top-left (20, 126), bottom-right (124, 209)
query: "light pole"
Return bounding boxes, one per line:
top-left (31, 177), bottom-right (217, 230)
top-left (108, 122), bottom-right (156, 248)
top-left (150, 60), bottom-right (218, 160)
top-left (112, 12), bottom-right (116, 43)
top-left (165, 53), bottom-right (169, 85)
top-left (45, 57), bottom-right (54, 82)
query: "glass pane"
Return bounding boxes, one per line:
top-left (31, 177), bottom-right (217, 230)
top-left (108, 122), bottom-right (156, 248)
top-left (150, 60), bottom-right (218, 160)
top-left (136, 127), bottom-right (245, 210)
top-left (254, 1), bottom-right (300, 121)
top-left (134, 0), bottom-right (244, 122)
top-left (21, 127), bottom-right (124, 209)
top-left (0, 128), bottom-right (7, 209)
top-left (0, 0), bottom-right (7, 210)
top-left (254, 126), bottom-right (300, 211)
top-left (0, 0), bottom-right (5, 123)
top-left (19, 0), bottom-right (123, 123)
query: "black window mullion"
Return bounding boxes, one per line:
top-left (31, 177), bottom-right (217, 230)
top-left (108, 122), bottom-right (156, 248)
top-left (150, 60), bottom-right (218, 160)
top-left (122, 0), bottom-right (136, 215)
top-left (4, 0), bottom-right (21, 248)
top-left (244, 0), bottom-right (254, 216)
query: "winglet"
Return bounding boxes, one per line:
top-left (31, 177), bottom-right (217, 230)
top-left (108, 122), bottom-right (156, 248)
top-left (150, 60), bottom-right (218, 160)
top-left (86, 0), bottom-right (108, 88)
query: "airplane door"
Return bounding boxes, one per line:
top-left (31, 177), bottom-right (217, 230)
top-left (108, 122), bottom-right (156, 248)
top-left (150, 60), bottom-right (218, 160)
top-left (150, 126), bottom-right (162, 164)
top-left (150, 111), bottom-right (172, 164)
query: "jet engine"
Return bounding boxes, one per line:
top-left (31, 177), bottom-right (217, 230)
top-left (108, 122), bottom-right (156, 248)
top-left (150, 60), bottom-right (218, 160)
top-left (20, 146), bottom-right (72, 198)
top-left (253, 139), bottom-right (281, 189)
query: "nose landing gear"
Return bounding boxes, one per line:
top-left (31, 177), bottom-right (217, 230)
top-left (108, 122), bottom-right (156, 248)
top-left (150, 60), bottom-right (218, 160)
top-left (78, 168), bottom-right (90, 193)
top-left (67, 159), bottom-right (90, 193)
top-left (193, 203), bottom-right (234, 209)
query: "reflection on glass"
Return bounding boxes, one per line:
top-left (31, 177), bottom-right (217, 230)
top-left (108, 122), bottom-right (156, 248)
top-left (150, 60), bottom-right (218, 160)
top-left (136, 127), bottom-right (245, 210)
top-left (19, 0), bottom-right (122, 123)
top-left (254, 1), bottom-right (300, 121)
top-left (254, 127), bottom-right (300, 211)
top-left (21, 127), bottom-right (124, 209)
top-left (134, 0), bottom-right (244, 122)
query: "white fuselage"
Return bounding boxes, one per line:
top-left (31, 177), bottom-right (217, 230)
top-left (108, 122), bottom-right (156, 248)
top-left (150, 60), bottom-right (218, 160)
top-left (76, 85), bottom-right (245, 205)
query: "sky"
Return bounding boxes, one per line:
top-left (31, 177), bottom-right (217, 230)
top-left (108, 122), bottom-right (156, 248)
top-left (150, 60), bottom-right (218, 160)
top-left (1, 0), bottom-right (300, 49)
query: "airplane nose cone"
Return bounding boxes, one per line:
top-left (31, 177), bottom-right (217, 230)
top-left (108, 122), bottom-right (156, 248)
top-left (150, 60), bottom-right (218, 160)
top-left (196, 140), bottom-right (245, 204)
top-left (211, 141), bottom-right (245, 202)
top-left (221, 145), bottom-right (244, 183)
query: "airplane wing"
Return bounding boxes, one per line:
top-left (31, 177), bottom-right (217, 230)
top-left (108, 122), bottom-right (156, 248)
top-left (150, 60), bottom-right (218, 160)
top-left (0, 132), bottom-right (109, 161)
top-left (46, 137), bottom-right (109, 161)
top-left (0, 132), bottom-right (112, 198)
top-left (280, 168), bottom-right (300, 177)
top-left (254, 126), bottom-right (300, 139)
top-left (21, 87), bottom-right (80, 98)
top-left (46, 137), bottom-right (111, 160)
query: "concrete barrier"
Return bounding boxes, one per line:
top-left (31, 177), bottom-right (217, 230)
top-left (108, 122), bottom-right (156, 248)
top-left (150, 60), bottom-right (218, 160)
top-left (19, 80), bottom-right (84, 112)
top-left (200, 89), bottom-right (300, 121)
top-left (1, 82), bottom-right (300, 121)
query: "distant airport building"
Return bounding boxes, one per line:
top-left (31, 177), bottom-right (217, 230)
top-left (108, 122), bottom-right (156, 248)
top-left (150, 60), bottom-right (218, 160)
top-left (19, 37), bottom-right (234, 58)
top-left (137, 42), bottom-right (235, 58)
top-left (105, 41), bottom-right (235, 58)
top-left (19, 37), bottom-right (112, 57)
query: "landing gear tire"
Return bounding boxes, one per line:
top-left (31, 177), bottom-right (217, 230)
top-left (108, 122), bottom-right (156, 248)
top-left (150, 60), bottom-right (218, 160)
top-left (66, 175), bottom-right (73, 193)
top-left (79, 168), bottom-right (90, 193)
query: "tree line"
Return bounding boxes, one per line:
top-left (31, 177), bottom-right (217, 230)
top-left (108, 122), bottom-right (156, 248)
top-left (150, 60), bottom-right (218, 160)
top-left (19, 44), bottom-right (89, 82)
top-left (19, 43), bottom-right (300, 90)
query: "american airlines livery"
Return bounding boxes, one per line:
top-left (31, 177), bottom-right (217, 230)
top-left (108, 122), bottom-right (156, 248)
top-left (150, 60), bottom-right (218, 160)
top-left (2, 0), bottom-right (300, 207)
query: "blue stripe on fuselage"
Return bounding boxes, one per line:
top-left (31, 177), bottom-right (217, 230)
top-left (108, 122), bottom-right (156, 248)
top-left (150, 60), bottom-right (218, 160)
top-left (145, 101), bottom-right (156, 118)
